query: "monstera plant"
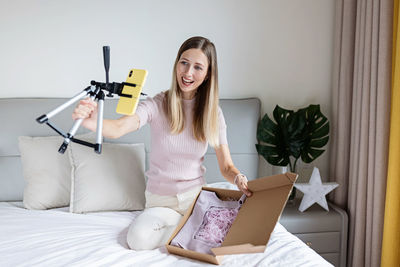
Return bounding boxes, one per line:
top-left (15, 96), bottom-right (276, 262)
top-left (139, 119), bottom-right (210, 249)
top-left (256, 104), bottom-right (329, 199)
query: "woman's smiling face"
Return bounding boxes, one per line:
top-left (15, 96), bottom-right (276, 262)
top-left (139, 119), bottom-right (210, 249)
top-left (176, 48), bottom-right (209, 100)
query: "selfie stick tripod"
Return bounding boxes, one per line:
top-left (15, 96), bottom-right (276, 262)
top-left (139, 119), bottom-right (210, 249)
top-left (36, 46), bottom-right (142, 154)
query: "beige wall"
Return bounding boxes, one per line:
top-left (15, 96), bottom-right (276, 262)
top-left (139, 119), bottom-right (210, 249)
top-left (0, 0), bottom-right (335, 180)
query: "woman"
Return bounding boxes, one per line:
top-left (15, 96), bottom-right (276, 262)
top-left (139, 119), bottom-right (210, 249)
top-left (72, 36), bottom-right (252, 250)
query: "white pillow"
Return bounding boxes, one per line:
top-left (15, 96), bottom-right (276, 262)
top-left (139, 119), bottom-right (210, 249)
top-left (68, 142), bottom-right (146, 213)
top-left (18, 136), bottom-right (71, 209)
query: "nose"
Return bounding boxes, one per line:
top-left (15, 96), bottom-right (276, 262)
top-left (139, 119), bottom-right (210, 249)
top-left (183, 65), bottom-right (193, 76)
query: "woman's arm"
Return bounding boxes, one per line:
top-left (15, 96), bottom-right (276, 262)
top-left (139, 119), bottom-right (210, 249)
top-left (72, 98), bottom-right (140, 139)
top-left (214, 144), bottom-right (252, 197)
top-left (101, 115), bottom-right (140, 139)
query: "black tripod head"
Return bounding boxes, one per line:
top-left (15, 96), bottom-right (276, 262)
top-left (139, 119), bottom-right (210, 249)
top-left (92, 46), bottom-right (142, 99)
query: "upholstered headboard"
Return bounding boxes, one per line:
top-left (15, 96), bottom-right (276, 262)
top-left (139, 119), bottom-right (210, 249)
top-left (0, 97), bottom-right (260, 201)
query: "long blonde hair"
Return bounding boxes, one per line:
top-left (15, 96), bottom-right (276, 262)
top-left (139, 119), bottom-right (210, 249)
top-left (165, 36), bottom-right (220, 147)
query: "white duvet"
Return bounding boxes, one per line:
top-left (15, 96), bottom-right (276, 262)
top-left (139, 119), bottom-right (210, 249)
top-left (0, 201), bottom-right (332, 267)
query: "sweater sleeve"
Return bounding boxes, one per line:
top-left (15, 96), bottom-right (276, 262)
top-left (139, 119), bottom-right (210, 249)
top-left (134, 95), bottom-right (160, 129)
top-left (218, 106), bottom-right (228, 145)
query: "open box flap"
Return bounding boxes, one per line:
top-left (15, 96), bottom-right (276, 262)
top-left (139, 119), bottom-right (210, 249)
top-left (211, 243), bottom-right (266, 256)
top-left (221, 173), bottom-right (297, 247)
top-left (247, 172), bottom-right (297, 192)
top-left (166, 244), bottom-right (223, 265)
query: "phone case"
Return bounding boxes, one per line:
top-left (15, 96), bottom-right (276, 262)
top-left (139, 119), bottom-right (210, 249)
top-left (116, 69), bottom-right (148, 115)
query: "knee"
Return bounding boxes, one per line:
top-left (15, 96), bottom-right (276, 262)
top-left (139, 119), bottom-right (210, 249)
top-left (126, 209), bottom-right (182, 250)
top-left (127, 221), bottom-right (152, 250)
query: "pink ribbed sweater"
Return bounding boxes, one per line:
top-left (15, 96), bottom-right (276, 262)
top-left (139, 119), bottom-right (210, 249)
top-left (135, 92), bottom-right (228, 195)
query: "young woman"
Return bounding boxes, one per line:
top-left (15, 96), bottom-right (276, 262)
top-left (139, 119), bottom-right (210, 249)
top-left (72, 36), bottom-right (252, 250)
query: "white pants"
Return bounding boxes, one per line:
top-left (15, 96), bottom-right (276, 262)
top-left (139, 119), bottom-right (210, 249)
top-left (127, 186), bottom-right (202, 250)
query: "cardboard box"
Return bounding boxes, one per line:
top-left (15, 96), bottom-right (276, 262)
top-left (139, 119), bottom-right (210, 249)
top-left (166, 172), bottom-right (297, 265)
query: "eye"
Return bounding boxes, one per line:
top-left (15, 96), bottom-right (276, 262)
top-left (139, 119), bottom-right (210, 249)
top-left (180, 61), bottom-right (188, 65)
top-left (195, 66), bottom-right (203, 71)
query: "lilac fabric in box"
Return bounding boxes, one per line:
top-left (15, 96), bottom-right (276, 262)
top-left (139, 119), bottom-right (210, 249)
top-left (171, 190), bottom-right (246, 254)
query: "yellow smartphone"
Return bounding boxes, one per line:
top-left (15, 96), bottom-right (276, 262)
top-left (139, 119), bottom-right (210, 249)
top-left (116, 69), bottom-right (148, 115)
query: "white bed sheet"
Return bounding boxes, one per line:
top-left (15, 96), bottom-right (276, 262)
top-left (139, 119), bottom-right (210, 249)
top-left (0, 201), bottom-right (332, 267)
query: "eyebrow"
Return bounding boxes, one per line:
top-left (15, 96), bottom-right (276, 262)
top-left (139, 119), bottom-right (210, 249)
top-left (180, 57), bottom-right (205, 67)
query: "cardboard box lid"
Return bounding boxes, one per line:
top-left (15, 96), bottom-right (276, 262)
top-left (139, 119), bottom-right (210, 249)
top-left (166, 172), bottom-right (297, 264)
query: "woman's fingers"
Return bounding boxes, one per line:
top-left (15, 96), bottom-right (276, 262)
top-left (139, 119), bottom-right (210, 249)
top-left (242, 186), bottom-right (252, 197)
top-left (243, 189), bottom-right (252, 197)
top-left (81, 98), bottom-right (97, 108)
top-left (72, 99), bottom-right (97, 120)
top-left (237, 178), bottom-right (252, 197)
top-left (73, 106), bottom-right (90, 119)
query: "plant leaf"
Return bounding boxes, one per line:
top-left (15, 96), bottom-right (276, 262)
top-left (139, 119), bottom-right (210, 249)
top-left (257, 114), bottom-right (279, 144)
top-left (255, 105), bottom-right (294, 167)
top-left (309, 136), bottom-right (329, 148)
top-left (311, 123), bottom-right (329, 139)
top-left (256, 104), bottom-right (329, 169)
top-left (301, 148), bottom-right (325, 163)
top-left (256, 144), bottom-right (290, 166)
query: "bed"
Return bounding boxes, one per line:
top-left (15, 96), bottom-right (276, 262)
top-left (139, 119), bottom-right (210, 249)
top-left (0, 97), bottom-right (332, 266)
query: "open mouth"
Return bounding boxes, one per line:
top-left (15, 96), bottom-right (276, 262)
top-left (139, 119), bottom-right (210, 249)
top-left (182, 77), bottom-right (194, 86)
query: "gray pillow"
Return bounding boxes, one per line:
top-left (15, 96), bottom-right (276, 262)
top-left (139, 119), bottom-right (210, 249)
top-left (68, 142), bottom-right (146, 213)
top-left (18, 136), bottom-right (71, 209)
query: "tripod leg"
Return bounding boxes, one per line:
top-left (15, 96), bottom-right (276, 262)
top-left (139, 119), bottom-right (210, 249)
top-left (94, 90), bottom-right (105, 154)
top-left (58, 85), bottom-right (99, 154)
top-left (58, 118), bottom-right (84, 153)
top-left (36, 86), bottom-right (93, 124)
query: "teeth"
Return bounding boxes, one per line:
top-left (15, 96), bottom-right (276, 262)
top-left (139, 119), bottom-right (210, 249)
top-left (183, 78), bottom-right (193, 83)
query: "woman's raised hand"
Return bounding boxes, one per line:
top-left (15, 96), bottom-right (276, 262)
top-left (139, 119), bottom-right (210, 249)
top-left (234, 174), bottom-right (252, 197)
top-left (72, 98), bottom-right (98, 130)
